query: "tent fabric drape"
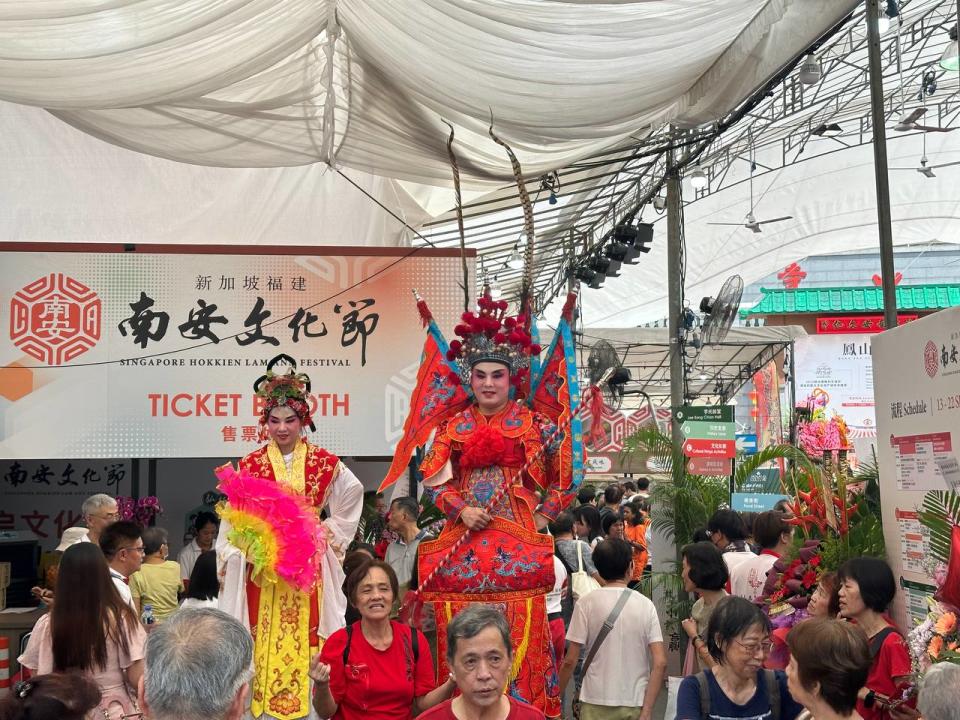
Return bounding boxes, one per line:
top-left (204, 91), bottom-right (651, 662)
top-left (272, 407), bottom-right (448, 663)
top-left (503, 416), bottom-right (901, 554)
top-left (0, 0), bottom-right (858, 187)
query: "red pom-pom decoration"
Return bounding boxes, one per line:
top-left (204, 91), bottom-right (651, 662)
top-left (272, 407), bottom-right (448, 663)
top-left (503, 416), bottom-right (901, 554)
top-left (504, 317), bottom-right (517, 329)
top-left (459, 423), bottom-right (508, 472)
top-left (454, 324), bottom-right (470, 336)
top-left (446, 349), bottom-right (458, 361)
top-left (446, 371), bottom-right (462, 386)
top-left (530, 344), bottom-right (541, 355)
top-left (497, 300), bottom-right (509, 311)
top-left (494, 333), bottom-right (507, 344)
top-left (448, 340), bottom-right (462, 353)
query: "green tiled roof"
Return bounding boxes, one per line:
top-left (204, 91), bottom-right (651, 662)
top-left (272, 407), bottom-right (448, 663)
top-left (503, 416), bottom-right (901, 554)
top-left (740, 284), bottom-right (960, 316)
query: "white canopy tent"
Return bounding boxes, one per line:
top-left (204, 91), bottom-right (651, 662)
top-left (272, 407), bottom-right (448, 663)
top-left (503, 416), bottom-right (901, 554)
top-left (2, 0), bottom-right (957, 325)
top-left (0, 0), bottom-right (860, 245)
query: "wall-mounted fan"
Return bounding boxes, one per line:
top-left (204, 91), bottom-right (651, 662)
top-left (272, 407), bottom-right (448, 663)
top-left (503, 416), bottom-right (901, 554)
top-left (587, 339), bottom-right (630, 411)
top-left (699, 275), bottom-right (744, 347)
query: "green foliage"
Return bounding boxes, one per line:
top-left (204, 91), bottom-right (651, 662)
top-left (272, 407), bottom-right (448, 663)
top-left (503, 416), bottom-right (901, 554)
top-left (417, 490), bottom-right (446, 529)
top-left (639, 566), bottom-right (692, 627)
top-left (920, 491), bottom-right (960, 565)
top-left (621, 424), bottom-right (728, 547)
top-left (818, 510), bottom-right (886, 572)
top-left (622, 425), bottom-right (815, 548)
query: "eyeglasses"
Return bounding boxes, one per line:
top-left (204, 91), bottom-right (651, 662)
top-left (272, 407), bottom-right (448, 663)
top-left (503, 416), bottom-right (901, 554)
top-left (120, 545), bottom-right (146, 555)
top-left (734, 639), bottom-right (774, 655)
top-left (93, 512), bottom-right (121, 521)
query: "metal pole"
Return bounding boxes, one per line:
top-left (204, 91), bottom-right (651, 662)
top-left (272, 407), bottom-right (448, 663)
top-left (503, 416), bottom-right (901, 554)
top-left (865, 0), bottom-right (899, 331)
top-left (666, 150), bottom-right (685, 481)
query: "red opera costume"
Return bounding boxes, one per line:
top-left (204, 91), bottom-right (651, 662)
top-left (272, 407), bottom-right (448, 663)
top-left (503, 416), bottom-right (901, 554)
top-left (217, 355), bottom-right (363, 720)
top-left (419, 401), bottom-right (565, 717)
top-left (382, 290), bottom-right (584, 719)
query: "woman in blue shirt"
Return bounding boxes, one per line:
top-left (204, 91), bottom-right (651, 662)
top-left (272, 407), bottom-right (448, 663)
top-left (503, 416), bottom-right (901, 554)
top-left (676, 596), bottom-right (803, 720)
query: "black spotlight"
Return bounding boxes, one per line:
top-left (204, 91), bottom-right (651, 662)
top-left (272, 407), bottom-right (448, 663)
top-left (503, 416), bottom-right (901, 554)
top-left (635, 223), bottom-right (653, 253)
top-left (575, 266), bottom-right (604, 290)
top-left (590, 257), bottom-right (620, 278)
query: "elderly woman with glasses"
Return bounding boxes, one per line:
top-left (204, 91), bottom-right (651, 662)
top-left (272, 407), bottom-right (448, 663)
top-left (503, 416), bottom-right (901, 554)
top-left (676, 596), bottom-right (803, 720)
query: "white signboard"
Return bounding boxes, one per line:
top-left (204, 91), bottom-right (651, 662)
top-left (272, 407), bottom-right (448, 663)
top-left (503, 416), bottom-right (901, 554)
top-left (873, 306), bottom-right (960, 629)
top-left (0, 246), bottom-right (470, 458)
top-left (795, 334), bottom-right (877, 438)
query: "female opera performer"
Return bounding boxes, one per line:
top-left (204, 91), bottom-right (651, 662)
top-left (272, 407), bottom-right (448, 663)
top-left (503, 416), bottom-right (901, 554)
top-left (216, 355), bottom-right (364, 720)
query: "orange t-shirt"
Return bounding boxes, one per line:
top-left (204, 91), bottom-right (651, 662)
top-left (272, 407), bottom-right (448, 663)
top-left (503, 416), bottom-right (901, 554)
top-left (624, 521), bottom-right (648, 580)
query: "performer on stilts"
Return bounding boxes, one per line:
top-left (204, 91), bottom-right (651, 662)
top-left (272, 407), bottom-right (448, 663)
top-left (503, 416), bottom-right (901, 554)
top-left (216, 354), bottom-right (364, 720)
top-left (381, 289), bottom-right (584, 719)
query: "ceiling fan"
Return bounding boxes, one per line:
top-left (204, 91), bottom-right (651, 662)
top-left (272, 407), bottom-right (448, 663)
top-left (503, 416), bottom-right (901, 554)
top-left (891, 132), bottom-right (960, 178)
top-left (707, 143), bottom-right (792, 233)
top-left (894, 107), bottom-right (956, 133)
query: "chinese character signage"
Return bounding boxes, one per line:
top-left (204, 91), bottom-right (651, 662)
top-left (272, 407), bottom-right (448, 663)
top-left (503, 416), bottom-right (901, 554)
top-left (0, 246), bottom-right (471, 458)
top-left (815, 314), bottom-right (918, 334)
top-left (872, 305), bottom-right (960, 630)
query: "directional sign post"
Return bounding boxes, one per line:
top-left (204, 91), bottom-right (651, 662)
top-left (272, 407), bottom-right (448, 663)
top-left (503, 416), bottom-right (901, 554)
top-left (675, 406), bottom-right (737, 460)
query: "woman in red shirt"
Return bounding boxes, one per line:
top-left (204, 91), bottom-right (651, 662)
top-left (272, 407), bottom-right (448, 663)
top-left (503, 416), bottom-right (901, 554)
top-left (837, 558), bottom-right (914, 720)
top-left (311, 560), bottom-right (455, 720)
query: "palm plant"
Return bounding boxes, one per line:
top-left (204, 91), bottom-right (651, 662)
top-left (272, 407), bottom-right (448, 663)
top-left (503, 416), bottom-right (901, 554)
top-left (621, 424), bottom-right (818, 547)
top-left (622, 423), bottom-right (820, 633)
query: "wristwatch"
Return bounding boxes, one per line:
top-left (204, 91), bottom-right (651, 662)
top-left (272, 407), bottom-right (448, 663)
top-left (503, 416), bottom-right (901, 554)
top-left (864, 691), bottom-right (876, 708)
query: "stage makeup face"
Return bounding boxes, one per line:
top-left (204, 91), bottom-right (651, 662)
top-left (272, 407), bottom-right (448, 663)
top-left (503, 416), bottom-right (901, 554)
top-left (470, 361), bottom-right (511, 415)
top-left (267, 405), bottom-right (302, 454)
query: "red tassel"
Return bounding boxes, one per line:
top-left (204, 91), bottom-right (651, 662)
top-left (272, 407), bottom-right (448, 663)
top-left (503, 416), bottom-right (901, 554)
top-left (561, 291), bottom-right (578, 323)
top-left (416, 299), bottom-right (433, 328)
top-left (588, 388), bottom-right (607, 446)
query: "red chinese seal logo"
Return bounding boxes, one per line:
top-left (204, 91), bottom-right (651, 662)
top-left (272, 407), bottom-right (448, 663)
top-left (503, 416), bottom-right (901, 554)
top-left (9, 274), bottom-right (101, 365)
top-left (924, 340), bottom-right (939, 378)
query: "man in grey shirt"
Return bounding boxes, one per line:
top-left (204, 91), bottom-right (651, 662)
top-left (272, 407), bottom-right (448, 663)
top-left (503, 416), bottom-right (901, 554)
top-left (385, 495), bottom-right (430, 599)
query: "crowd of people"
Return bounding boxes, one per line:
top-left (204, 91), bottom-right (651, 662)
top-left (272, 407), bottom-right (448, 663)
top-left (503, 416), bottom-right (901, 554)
top-left (3, 476), bottom-right (957, 720)
top-left (1, 323), bottom-right (951, 720)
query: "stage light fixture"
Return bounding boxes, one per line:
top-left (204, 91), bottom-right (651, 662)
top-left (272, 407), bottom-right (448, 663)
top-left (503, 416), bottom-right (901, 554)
top-left (506, 247), bottom-right (523, 270)
top-left (812, 122), bottom-right (842, 137)
top-left (798, 53), bottom-right (822, 85)
top-left (606, 240), bottom-right (640, 266)
top-left (652, 194), bottom-right (667, 212)
top-left (575, 266), bottom-right (604, 289)
top-left (878, 0), bottom-right (899, 34)
top-left (590, 257), bottom-right (620, 278)
top-left (941, 25), bottom-right (959, 72)
top-left (634, 223), bottom-right (654, 253)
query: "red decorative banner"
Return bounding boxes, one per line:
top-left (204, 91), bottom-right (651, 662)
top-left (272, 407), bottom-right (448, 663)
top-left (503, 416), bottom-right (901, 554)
top-left (816, 314), bottom-right (918, 334)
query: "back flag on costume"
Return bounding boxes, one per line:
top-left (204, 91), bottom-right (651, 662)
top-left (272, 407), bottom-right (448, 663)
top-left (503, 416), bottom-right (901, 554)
top-left (530, 292), bottom-right (584, 506)
top-left (380, 307), bottom-right (469, 492)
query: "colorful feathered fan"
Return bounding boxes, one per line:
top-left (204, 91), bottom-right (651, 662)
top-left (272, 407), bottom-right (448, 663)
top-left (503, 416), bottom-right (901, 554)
top-left (215, 464), bottom-right (326, 594)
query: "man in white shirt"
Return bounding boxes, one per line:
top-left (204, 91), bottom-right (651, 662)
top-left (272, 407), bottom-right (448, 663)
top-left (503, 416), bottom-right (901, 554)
top-left (98, 520), bottom-right (143, 608)
top-left (177, 510), bottom-right (219, 590)
top-left (730, 510), bottom-right (793, 601)
top-left (559, 538), bottom-right (667, 720)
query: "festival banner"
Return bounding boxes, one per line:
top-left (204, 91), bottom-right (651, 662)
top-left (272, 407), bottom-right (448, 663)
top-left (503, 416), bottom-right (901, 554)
top-left (794, 334), bottom-right (877, 439)
top-left (872, 305), bottom-right (960, 629)
top-left (0, 245), bottom-right (472, 459)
